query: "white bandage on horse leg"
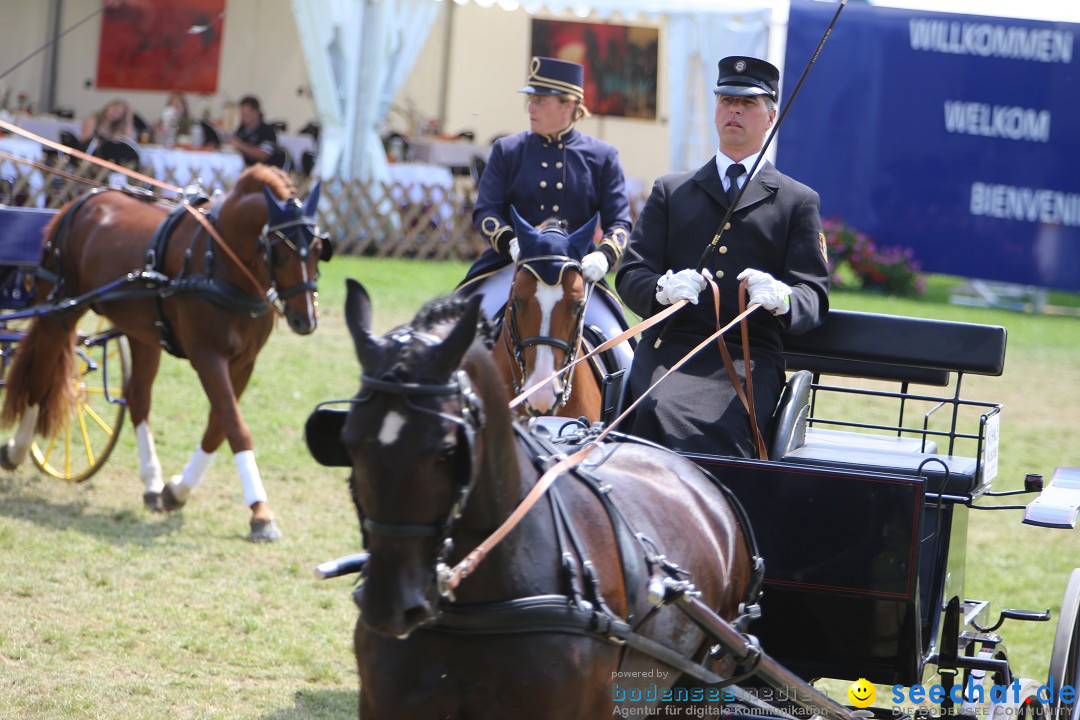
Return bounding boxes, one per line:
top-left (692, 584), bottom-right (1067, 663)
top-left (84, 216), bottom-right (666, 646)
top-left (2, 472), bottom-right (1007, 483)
top-left (169, 445), bottom-right (217, 504)
top-left (235, 450), bottom-right (267, 507)
top-left (3, 404), bottom-right (40, 467)
top-left (135, 421), bottom-right (164, 494)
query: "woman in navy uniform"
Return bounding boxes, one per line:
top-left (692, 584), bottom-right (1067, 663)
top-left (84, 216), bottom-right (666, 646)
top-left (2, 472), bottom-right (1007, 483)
top-left (615, 56), bottom-right (829, 458)
top-left (458, 56), bottom-right (634, 367)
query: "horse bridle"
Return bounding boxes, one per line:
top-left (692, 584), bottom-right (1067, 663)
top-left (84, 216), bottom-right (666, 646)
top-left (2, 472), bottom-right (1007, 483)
top-left (348, 359), bottom-right (486, 600)
top-left (256, 200), bottom-right (328, 312)
top-left (503, 254), bottom-right (592, 414)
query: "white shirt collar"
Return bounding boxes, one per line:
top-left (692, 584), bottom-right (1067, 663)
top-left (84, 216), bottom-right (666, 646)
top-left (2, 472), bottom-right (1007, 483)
top-left (715, 150), bottom-right (764, 188)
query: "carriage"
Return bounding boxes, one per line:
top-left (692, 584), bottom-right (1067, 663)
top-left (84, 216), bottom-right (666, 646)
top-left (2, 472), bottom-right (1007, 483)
top-left (0, 204), bottom-right (130, 482)
top-left (310, 276), bottom-right (1080, 719)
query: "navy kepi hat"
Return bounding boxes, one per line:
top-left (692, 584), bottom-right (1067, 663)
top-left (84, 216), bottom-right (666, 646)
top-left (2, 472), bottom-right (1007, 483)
top-left (714, 56), bottom-right (779, 101)
top-left (520, 56), bottom-right (585, 100)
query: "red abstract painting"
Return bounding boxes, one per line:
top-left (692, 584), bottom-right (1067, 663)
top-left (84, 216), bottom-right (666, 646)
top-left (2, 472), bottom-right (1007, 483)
top-left (531, 19), bottom-right (658, 120)
top-left (96, 0), bottom-right (225, 92)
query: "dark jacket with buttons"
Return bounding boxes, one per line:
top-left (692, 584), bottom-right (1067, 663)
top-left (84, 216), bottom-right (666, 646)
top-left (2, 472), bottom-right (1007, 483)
top-left (614, 157), bottom-right (829, 457)
top-left (460, 127), bottom-right (632, 291)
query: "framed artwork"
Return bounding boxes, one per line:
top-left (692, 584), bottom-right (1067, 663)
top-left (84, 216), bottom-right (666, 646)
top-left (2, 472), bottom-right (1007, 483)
top-left (530, 19), bottom-right (658, 120)
top-left (96, 0), bottom-right (225, 92)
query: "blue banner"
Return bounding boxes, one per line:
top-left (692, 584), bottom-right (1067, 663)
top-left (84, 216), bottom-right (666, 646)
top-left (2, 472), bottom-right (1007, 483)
top-left (778, 1), bottom-right (1080, 292)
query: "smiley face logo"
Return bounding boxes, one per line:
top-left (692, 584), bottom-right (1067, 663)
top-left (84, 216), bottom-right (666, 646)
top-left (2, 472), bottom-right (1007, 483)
top-left (848, 678), bottom-right (876, 708)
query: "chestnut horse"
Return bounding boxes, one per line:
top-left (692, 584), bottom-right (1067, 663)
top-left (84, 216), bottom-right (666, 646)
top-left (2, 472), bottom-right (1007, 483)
top-left (332, 278), bottom-right (757, 718)
top-left (1, 165), bottom-right (331, 541)
top-left (495, 209), bottom-right (616, 421)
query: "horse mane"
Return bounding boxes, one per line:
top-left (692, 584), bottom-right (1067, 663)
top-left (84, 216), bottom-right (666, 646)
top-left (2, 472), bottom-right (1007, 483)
top-left (231, 164), bottom-right (296, 200)
top-left (412, 295), bottom-right (497, 350)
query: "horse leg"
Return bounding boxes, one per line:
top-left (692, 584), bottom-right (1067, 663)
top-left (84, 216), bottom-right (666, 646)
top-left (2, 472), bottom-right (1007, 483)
top-left (1, 315), bottom-right (79, 469)
top-left (125, 341), bottom-right (168, 511)
top-left (181, 352), bottom-right (281, 542)
top-left (0, 405), bottom-right (40, 470)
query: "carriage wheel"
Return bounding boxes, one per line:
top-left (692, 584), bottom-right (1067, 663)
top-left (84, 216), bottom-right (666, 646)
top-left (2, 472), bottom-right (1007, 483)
top-left (1049, 568), bottom-right (1080, 720)
top-left (29, 317), bottom-right (129, 483)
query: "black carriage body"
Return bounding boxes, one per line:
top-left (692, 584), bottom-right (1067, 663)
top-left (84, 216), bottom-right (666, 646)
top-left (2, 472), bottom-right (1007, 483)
top-left (683, 310), bottom-right (1006, 687)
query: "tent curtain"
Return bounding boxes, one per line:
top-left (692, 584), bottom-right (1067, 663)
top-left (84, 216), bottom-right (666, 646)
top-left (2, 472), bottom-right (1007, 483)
top-left (666, 9), bottom-right (770, 172)
top-left (291, 0), bottom-right (440, 181)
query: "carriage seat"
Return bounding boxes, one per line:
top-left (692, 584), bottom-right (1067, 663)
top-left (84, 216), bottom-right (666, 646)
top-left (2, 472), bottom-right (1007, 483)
top-left (770, 310), bottom-right (1007, 497)
top-left (782, 442), bottom-right (980, 496)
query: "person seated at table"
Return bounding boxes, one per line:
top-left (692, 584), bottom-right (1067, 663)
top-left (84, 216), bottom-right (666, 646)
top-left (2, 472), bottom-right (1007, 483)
top-left (155, 92), bottom-right (193, 145)
top-left (80, 98), bottom-right (137, 147)
top-left (229, 95), bottom-right (277, 165)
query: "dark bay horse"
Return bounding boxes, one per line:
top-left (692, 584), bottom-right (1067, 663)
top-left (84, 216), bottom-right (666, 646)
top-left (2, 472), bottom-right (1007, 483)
top-left (495, 209), bottom-right (609, 421)
top-left (1, 165), bottom-right (331, 541)
top-left (335, 278), bottom-right (756, 718)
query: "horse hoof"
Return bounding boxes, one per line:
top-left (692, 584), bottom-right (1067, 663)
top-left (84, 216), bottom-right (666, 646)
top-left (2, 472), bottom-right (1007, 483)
top-left (249, 518), bottom-right (282, 543)
top-left (0, 443), bottom-right (17, 471)
top-left (143, 491), bottom-right (164, 513)
top-left (160, 483), bottom-right (187, 512)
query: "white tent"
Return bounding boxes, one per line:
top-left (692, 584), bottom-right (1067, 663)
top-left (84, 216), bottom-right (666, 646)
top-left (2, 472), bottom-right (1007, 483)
top-left (290, 0), bottom-right (778, 181)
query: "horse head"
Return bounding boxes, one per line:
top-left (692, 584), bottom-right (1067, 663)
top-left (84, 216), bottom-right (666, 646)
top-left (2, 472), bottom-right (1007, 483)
top-left (340, 279), bottom-right (506, 637)
top-left (503, 207), bottom-right (599, 416)
top-left (256, 175), bottom-right (332, 335)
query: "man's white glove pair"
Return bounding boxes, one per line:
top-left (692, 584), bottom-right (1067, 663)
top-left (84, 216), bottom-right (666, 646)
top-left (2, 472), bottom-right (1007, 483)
top-left (509, 237), bottom-right (609, 283)
top-left (654, 267), bottom-right (791, 316)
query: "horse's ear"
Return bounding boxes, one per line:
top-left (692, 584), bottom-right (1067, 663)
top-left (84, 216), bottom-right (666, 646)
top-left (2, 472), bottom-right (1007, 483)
top-left (344, 278), bottom-right (379, 366)
top-left (263, 185), bottom-right (290, 225)
top-left (568, 212), bottom-right (601, 258)
top-left (303, 180), bottom-right (321, 218)
top-left (509, 205), bottom-right (540, 256)
top-left (432, 295), bottom-right (482, 380)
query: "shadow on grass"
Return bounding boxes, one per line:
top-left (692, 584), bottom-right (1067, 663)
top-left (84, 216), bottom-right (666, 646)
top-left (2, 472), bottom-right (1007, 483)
top-left (0, 474), bottom-right (185, 546)
top-left (262, 688), bottom-right (356, 719)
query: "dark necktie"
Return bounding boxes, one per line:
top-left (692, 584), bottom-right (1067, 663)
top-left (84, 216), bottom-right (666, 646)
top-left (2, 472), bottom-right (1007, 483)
top-left (725, 163), bottom-right (746, 208)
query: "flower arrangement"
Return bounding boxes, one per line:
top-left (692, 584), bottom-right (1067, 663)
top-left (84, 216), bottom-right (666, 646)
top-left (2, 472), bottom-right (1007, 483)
top-left (821, 219), bottom-right (925, 296)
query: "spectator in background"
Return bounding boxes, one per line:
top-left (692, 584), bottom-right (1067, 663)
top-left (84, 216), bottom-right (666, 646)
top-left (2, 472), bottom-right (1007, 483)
top-left (155, 92), bottom-right (193, 146)
top-left (230, 95), bottom-right (277, 165)
top-left (81, 98), bottom-right (137, 146)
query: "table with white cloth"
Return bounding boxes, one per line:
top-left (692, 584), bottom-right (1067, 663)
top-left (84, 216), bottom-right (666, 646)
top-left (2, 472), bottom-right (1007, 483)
top-left (409, 139), bottom-right (488, 170)
top-left (139, 145), bottom-right (246, 190)
top-left (386, 162), bottom-right (455, 220)
top-left (278, 133), bottom-right (316, 167)
top-left (12, 115), bottom-right (82, 144)
top-left (0, 136), bottom-right (47, 206)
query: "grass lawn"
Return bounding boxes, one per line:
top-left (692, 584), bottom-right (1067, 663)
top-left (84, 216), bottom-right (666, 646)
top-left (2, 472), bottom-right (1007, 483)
top-left (0, 255), bottom-right (1078, 718)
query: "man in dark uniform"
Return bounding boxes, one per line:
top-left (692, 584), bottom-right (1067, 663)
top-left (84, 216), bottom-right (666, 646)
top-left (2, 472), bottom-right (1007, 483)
top-left (230, 95), bottom-right (277, 166)
top-left (615, 56), bottom-right (829, 457)
top-left (458, 56), bottom-right (634, 367)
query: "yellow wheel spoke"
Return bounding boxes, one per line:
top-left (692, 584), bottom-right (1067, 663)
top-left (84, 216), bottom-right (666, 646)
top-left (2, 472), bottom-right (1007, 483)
top-left (82, 402), bottom-right (115, 437)
top-left (77, 404), bottom-right (95, 466)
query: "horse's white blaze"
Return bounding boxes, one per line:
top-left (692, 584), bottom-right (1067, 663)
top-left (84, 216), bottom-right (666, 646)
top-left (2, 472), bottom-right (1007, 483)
top-left (378, 411), bottom-right (407, 446)
top-left (3, 404), bottom-right (40, 467)
top-left (135, 421), bottom-right (164, 493)
top-left (524, 283), bottom-right (564, 413)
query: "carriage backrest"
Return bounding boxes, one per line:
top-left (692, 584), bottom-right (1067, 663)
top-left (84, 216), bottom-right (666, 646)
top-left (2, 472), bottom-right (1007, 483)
top-left (783, 310), bottom-right (1007, 382)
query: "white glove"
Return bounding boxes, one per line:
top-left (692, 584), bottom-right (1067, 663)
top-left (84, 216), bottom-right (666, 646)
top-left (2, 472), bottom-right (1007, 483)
top-left (509, 237), bottom-right (520, 262)
top-left (655, 268), bottom-right (710, 306)
top-left (737, 268), bottom-right (791, 315)
top-left (581, 251), bottom-right (609, 283)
